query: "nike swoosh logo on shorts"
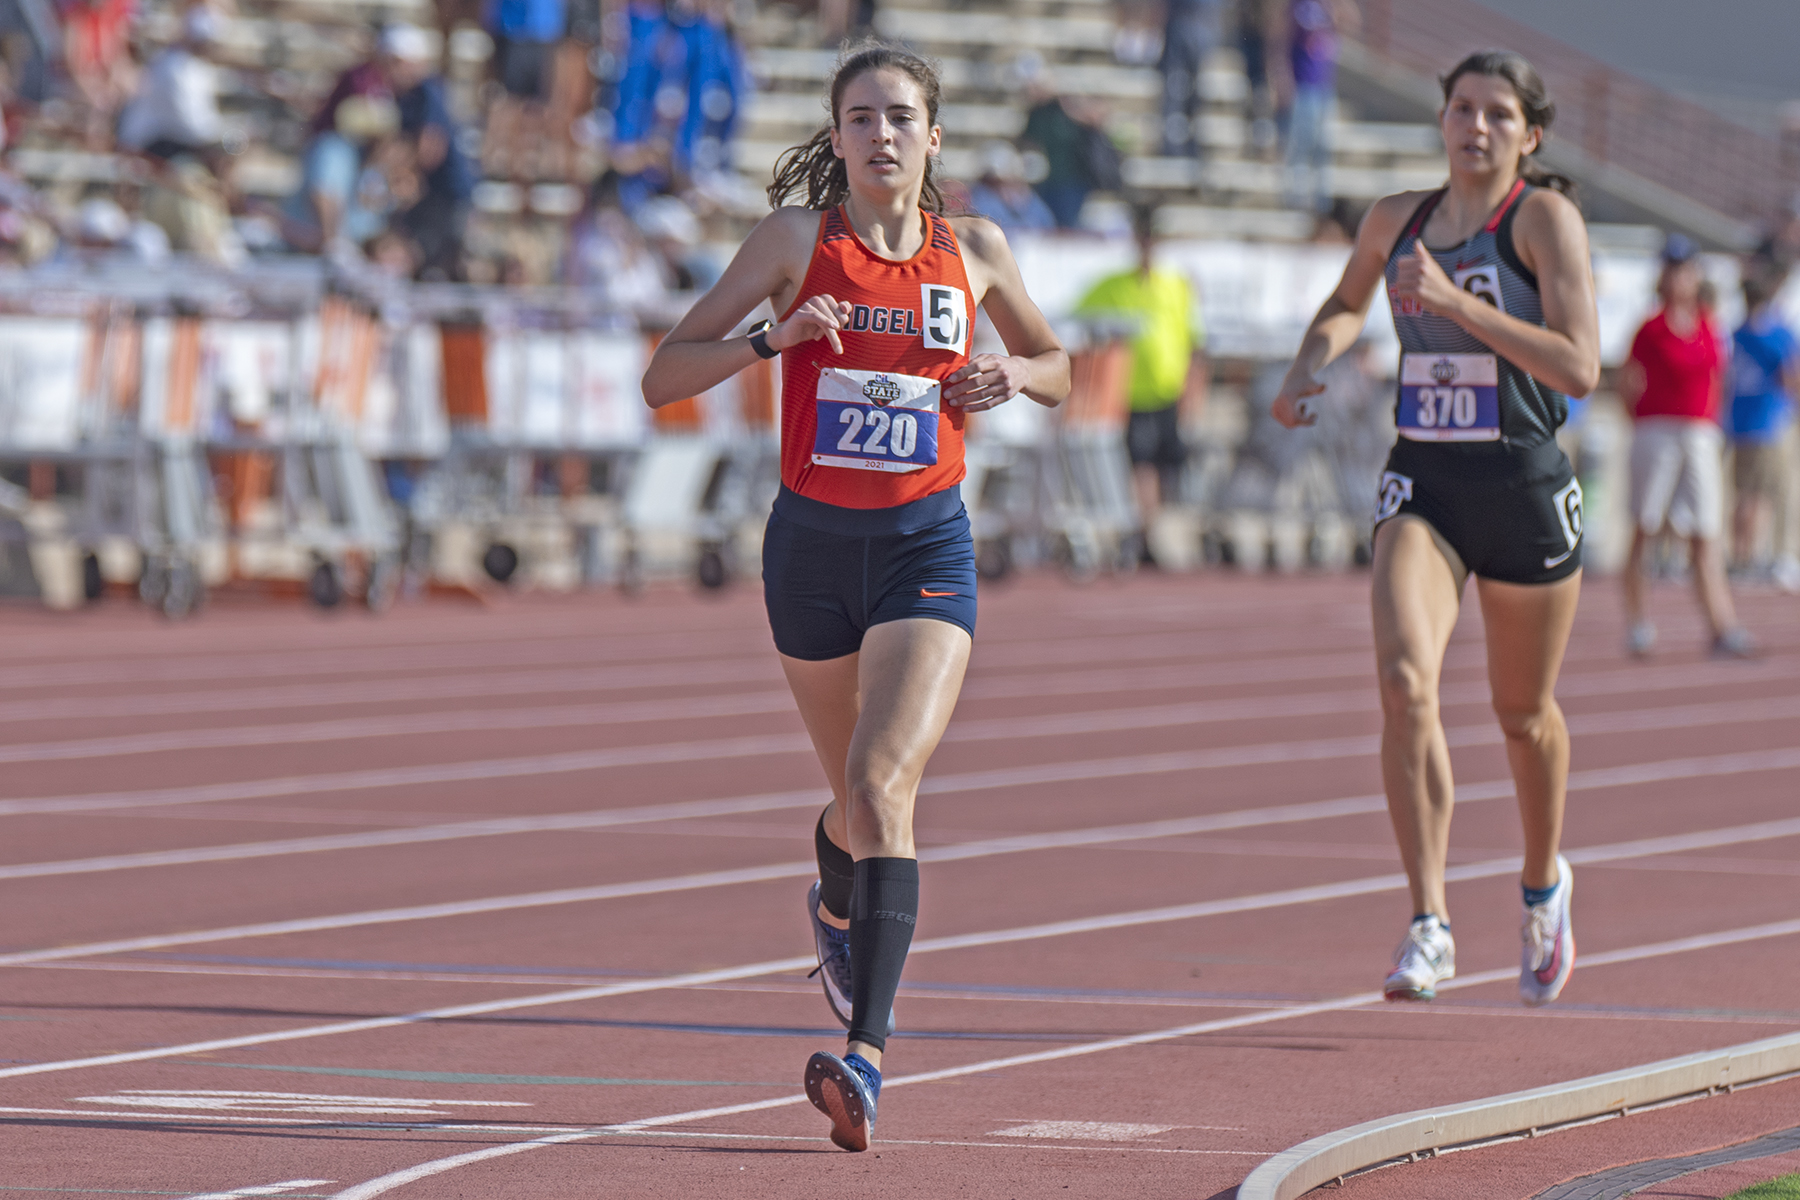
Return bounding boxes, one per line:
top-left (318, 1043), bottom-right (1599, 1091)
top-left (919, 589), bottom-right (958, 597)
top-left (1543, 546), bottom-right (1577, 569)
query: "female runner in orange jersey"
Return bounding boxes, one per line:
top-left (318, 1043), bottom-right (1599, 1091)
top-left (642, 43), bottom-right (1069, 1152)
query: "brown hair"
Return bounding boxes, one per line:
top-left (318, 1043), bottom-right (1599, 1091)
top-left (1440, 50), bottom-right (1576, 199)
top-left (767, 41), bottom-right (948, 213)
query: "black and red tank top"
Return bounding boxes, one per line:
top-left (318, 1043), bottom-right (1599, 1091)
top-left (777, 206), bottom-right (976, 508)
top-left (1385, 180), bottom-right (1567, 448)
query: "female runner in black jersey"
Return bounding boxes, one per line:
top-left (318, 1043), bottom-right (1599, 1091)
top-left (1271, 51), bottom-right (1600, 1007)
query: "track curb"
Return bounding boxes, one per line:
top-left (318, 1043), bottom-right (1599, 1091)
top-left (1237, 1030), bottom-right (1800, 1200)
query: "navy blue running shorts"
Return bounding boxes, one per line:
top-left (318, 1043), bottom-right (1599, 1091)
top-left (763, 485), bottom-right (977, 661)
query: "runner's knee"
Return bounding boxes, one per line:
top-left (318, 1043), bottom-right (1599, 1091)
top-left (1491, 696), bottom-right (1562, 746)
top-left (1376, 654), bottom-right (1438, 724)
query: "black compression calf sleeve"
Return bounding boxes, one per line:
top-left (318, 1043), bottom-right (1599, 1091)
top-left (814, 812), bottom-right (855, 921)
top-left (847, 856), bottom-right (919, 1052)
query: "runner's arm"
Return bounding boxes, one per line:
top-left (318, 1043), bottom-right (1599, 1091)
top-left (1271, 192), bottom-right (1415, 427)
top-left (1394, 189), bottom-right (1601, 399)
top-left (945, 217), bottom-right (1070, 410)
top-left (641, 209), bottom-right (816, 409)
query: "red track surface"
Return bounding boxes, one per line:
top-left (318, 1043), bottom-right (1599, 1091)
top-left (1, 570), bottom-right (1797, 1200)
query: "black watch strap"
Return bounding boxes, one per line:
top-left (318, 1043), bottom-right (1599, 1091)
top-left (747, 320), bottom-right (778, 360)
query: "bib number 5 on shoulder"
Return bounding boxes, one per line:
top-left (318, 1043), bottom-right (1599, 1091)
top-left (921, 285), bottom-right (967, 354)
top-left (812, 367), bottom-right (941, 473)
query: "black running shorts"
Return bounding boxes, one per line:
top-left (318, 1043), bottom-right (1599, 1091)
top-left (1375, 438), bottom-right (1583, 585)
top-left (763, 485), bottom-right (977, 661)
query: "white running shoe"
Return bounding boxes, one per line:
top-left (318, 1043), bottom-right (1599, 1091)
top-left (1384, 915), bottom-right (1456, 1001)
top-left (1520, 855), bottom-right (1575, 1006)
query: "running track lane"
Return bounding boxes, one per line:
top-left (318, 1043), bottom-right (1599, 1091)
top-left (0, 573), bottom-right (1795, 1199)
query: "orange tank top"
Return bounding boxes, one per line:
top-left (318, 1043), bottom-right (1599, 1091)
top-left (777, 206), bottom-right (976, 508)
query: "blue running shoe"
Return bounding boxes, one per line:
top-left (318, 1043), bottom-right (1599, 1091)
top-left (806, 882), bottom-right (895, 1036)
top-left (805, 1050), bottom-right (879, 1151)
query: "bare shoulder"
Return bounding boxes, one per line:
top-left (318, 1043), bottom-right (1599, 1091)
top-left (1514, 187), bottom-right (1587, 242)
top-left (1359, 190), bottom-right (1434, 244)
top-left (947, 213), bottom-right (1010, 261)
top-left (754, 205), bottom-right (826, 253)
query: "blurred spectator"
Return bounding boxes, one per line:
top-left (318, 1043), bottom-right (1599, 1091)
top-left (678, 0), bottom-right (745, 185)
top-left (1111, 0), bottom-right (1161, 67)
top-left (280, 89), bottom-right (404, 255)
top-left (1075, 206), bottom-right (1206, 558)
top-left (58, 0), bottom-right (134, 140)
top-left (611, 0), bottom-right (744, 206)
top-left (635, 190), bottom-right (700, 287)
top-left (484, 0), bottom-right (567, 180)
top-left (117, 5), bottom-right (223, 163)
top-left (143, 154), bottom-right (243, 264)
top-left (1021, 79), bottom-right (1114, 230)
top-left (1621, 234), bottom-right (1752, 657)
top-left (1281, 0), bottom-right (1356, 213)
top-left (1728, 267), bottom-right (1800, 584)
top-left (389, 23), bottom-right (473, 281)
top-left (563, 169), bottom-right (670, 308)
top-left (1158, 0), bottom-right (1222, 159)
top-left (967, 140), bottom-right (1054, 236)
top-left (54, 189), bottom-right (168, 262)
top-left (0, 0), bottom-right (60, 106)
top-left (1238, 0), bottom-right (1279, 153)
top-left (279, 30), bottom-right (441, 259)
top-left (0, 163), bottom-right (55, 264)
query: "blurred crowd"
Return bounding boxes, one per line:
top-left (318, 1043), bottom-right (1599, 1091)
top-left (0, 0), bottom-right (1389, 288)
top-left (0, 0), bottom-right (750, 288)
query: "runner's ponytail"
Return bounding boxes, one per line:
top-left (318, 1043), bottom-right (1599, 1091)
top-left (1441, 50), bottom-right (1578, 202)
top-left (767, 41), bottom-right (948, 214)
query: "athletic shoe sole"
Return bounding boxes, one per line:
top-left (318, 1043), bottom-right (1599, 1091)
top-left (805, 1051), bottom-right (873, 1152)
top-left (1383, 982), bottom-right (1438, 1002)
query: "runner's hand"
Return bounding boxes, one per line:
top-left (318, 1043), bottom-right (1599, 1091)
top-left (1271, 372), bottom-right (1324, 428)
top-left (944, 354), bottom-right (1028, 411)
top-left (773, 295), bottom-right (854, 355)
top-left (1392, 241), bottom-right (1463, 317)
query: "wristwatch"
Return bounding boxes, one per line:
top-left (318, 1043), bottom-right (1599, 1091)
top-left (747, 319), bottom-right (778, 360)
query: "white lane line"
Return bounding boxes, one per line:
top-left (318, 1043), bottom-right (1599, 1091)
top-left (0, 618), bottom-right (1359, 695)
top-left (7, 646), bottom-right (1788, 764)
top-left (6, 744), bottom-right (1800, 958)
top-left (0, 692), bottom-right (802, 766)
top-left (0, 733), bottom-right (814, 818)
top-left (324, 916), bottom-right (1800, 1200)
top-left (7, 695), bottom-right (1799, 881)
top-left (178, 1182), bottom-right (334, 1200)
top-left (10, 670), bottom-right (1798, 824)
top-left (0, 632), bottom-right (761, 692)
top-left (7, 816), bottom-right (1800, 1079)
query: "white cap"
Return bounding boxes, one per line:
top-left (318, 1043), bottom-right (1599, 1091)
top-left (378, 23), bottom-right (439, 63)
top-left (78, 198), bottom-right (130, 244)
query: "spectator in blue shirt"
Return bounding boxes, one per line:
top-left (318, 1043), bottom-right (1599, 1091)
top-left (387, 24), bottom-right (476, 280)
top-left (1728, 269), bottom-right (1800, 578)
top-left (967, 141), bottom-right (1056, 236)
top-left (677, 0), bottom-right (747, 183)
top-left (485, 0), bottom-right (567, 179)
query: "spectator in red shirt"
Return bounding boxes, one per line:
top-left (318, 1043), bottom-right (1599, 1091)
top-left (1620, 234), bottom-right (1752, 657)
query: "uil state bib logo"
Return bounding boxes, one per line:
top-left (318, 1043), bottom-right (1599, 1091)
top-left (861, 375), bottom-right (903, 407)
top-left (1430, 357), bottom-right (1459, 385)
